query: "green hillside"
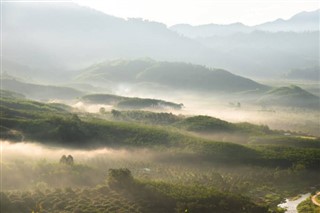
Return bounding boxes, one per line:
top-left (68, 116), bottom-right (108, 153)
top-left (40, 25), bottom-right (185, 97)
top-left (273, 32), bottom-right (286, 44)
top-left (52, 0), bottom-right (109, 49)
top-left (77, 59), bottom-right (269, 93)
top-left (0, 89), bottom-right (26, 99)
top-left (1, 168), bottom-right (268, 213)
top-left (1, 95), bottom-right (320, 169)
top-left (77, 59), bottom-right (154, 83)
top-left (1, 78), bottom-right (84, 100)
top-left (174, 115), bottom-right (235, 132)
top-left (81, 93), bottom-right (184, 110)
top-left (111, 112), bottom-right (272, 136)
top-left (259, 85), bottom-right (319, 109)
top-left (1, 95), bottom-right (320, 213)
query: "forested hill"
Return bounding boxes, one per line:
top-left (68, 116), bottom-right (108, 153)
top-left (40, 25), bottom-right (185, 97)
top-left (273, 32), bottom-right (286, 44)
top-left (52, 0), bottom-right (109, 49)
top-left (1, 78), bottom-right (84, 100)
top-left (258, 85), bottom-right (320, 109)
top-left (1, 91), bottom-right (319, 169)
top-left (77, 59), bottom-right (269, 93)
top-left (81, 93), bottom-right (184, 110)
top-left (4, 3), bottom-right (318, 78)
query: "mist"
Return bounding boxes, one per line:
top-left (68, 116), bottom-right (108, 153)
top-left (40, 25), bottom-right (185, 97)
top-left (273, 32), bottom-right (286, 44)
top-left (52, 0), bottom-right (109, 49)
top-left (3, 3), bottom-right (319, 80)
top-left (1, 2), bottom-right (320, 213)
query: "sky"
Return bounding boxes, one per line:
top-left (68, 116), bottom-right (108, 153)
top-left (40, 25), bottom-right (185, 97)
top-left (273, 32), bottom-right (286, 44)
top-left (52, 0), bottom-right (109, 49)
top-left (74, 0), bottom-right (320, 26)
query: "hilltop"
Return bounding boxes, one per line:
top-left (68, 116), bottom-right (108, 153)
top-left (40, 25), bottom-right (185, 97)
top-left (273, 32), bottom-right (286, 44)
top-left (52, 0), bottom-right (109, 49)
top-left (81, 93), bottom-right (183, 110)
top-left (77, 59), bottom-right (268, 93)
top-left (258, 85), bottom-right (319, 109)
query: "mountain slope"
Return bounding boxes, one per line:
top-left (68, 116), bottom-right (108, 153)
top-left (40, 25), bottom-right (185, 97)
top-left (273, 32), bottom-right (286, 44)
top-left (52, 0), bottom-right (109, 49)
top-left (3, 3), bottom-right (318, 78)
top-left (77, 59), bottom-right (269, 93)
top-left (1, 78), bottom-right (84, 100)
top-left (81, 93), bottom-right (184, 110)
top-left (170, 10), bottom-right (320, 38)
top-left (170, 23), bottom-right (253, 38)
top-left (3, 2), bottom-right (204, 71)
top-left (256, 9), bottom-right (320, 32)
top-left (258, 85), bottom-right (320, 109)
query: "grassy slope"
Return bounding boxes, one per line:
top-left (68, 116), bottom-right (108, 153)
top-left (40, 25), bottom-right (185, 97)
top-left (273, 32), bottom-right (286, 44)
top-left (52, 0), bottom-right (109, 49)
top-left (1, 93), bottom-right (320, 169)
top-left (1, 78), bottom-right (84, 100)
top-left (76, 59), bottom-right (269, 93)
top-left (81, 93), bottom-right (183, 110)
top-left (258, 85), bottom-right (319, 109)
top-left (1, 176), bottom-right (268, 213)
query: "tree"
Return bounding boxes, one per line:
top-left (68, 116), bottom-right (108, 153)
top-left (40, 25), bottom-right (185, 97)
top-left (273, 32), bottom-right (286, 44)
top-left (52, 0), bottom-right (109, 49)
top-left (111, 109), bottom-right (121, 117)
top-left (107, 168), bottom-right (133, 188)
top-left (59, 155), bottom-right (67, 164)
top-left (60, 155), bottom-right (74, 165)
top-left (66, 155), bottom-right (74, 165)
top-left (99, 107), bottom-right (106, 114)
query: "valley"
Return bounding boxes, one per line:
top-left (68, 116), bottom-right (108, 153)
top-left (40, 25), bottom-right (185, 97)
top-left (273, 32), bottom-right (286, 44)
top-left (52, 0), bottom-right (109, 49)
top-left (1, 2), bottom-right (319, 213)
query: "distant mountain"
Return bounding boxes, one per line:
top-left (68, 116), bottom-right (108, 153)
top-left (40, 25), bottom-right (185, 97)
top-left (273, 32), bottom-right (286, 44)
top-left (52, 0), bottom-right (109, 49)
top-left (258, 85), bottom-right (319, 109)
top-left (1, 78), bottom-right (84, 100)
top-left (3, 2), bottom-right (203, 71)
top-left (195, 31), bottom-right (319, 77)
top-left (170, 10), bottom-right (320, 38)
top-left (76, 59), bottom-right (269, 93)
top-left (170, 23), bottom-right (253, 38)
top-left (285, 66), bottom-right (320, 80)
top-left (0, 90), bottom-right (26, 100)
top-left (3, 3), bottom-right (319, 78)
top-left (0, 59), bottom-right (75, 83)
top-left (256, 10), bottom-right (320, 32)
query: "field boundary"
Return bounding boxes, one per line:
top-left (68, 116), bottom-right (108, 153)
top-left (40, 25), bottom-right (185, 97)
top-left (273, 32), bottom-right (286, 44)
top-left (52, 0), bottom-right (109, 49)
top-left (311, 192), bottom-right (320, 207)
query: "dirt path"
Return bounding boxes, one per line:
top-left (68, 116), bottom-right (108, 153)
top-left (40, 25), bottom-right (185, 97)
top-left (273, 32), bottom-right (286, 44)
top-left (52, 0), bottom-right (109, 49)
top-left (311, 192), bottom-right (320, 207)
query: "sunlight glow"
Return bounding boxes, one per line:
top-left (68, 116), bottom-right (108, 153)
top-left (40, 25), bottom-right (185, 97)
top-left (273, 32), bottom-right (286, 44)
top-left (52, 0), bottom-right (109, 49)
top-left (74, 0), bottom-right (319, 26)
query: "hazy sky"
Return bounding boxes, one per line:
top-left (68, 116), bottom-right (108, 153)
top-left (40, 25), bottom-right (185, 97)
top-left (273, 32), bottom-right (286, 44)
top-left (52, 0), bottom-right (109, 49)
top-left (74, 0), bottom-right (319, 26)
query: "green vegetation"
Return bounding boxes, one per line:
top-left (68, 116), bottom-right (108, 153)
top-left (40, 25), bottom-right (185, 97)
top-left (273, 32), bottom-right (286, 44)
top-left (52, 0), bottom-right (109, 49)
top-left (3, 5), bottom-right (320, 213)
top-left (1, 78), bottom-right (84, 100)
top-left (109, 110), bottom-right (183, 125)
top-left (0, 89), bottom-right (25, 99)
top-left (249, 135), bottom-right (320, 148)
top-left (109, 111), bottom-right (272, 135)
top-left (77, 59), bottom-right (269, 92)
top-left (109, 112), bottom-right (279, 144)
top-left (1, 157), bottom-right (318, 212)
top-left (174, 115), bottom-right (234, 132)
top-left (117, 98), bottom-right (183, 110)
top-left (1, 92), bottom-right (320, 212)
top-left (0, 167), bottom-right (269, 213)
top-left (1, 95), bottom-right (319, 169)
top-left (81, 93), bottom-right (183, 110)
top-left (297, 197), bottom-right (320, 213)
top-left (81, 93), bottom-right (125, 104)
top-left (259, 85), bottom-right (319, 109)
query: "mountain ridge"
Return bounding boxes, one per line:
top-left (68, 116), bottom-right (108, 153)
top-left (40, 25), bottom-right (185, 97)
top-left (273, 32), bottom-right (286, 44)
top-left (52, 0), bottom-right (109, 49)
top-left (76, 59), bottom-right (269, 93)
top-left (170, 9), bottom-right (320, 38)
top-left (3, 3), bottom-right (318, 78)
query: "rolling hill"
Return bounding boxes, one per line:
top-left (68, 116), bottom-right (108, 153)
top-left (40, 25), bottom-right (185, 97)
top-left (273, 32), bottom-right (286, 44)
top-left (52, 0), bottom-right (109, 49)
top-left (1, 78), bottom-right (84, 100)
top-left (256, 9), bottom-right (320, 32)
top-left (3, 2), bottom-right (319, 78)
top-left (81, 93), bottom-right (184, 110)
top-left (171, 10), bottom-right (320, 38)
top-left (77, 59), bottom-right (269, 93)
top-left (1, 93), bottom-right (319, 169)
top-left (258, 85), bottom-right (320, 109)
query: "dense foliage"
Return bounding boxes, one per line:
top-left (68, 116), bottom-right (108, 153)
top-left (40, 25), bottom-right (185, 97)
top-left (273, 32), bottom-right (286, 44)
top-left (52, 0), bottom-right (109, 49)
top-left (1, 96), bottom-right (320, 169)
top-left (297, 196), bottom-right (320, 213)
top-left (1, 79), bottom-right (84, 100)
top-left (1, 167), bottom-right (269, 213)
top-left (81, 93), bottom-right (183, 110)
top-left (1, 94), bottom-right (320, 212)
top-left (77, 59), bottom-right (269, 92)
top-left (258, 85), bottom-right (319, 109)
